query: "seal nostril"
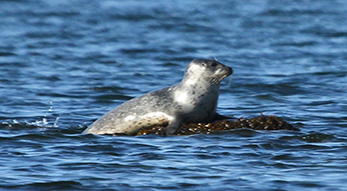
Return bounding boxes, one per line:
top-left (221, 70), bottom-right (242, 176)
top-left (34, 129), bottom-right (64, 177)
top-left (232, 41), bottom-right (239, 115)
top-left (211, 62), bottom-right (217, 67)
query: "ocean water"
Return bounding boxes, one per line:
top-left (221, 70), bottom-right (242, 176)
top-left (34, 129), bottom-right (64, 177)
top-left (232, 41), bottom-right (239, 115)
top-left (1, 0), bottom-right (347, 190)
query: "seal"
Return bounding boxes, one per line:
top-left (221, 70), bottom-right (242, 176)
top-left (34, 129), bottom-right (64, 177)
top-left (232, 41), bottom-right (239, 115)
top-left (83, 59), bottom-right (233, 135)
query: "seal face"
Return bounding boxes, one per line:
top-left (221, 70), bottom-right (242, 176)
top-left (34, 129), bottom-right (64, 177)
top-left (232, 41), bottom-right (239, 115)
top-left (83, 59), bottom-right (233, 135)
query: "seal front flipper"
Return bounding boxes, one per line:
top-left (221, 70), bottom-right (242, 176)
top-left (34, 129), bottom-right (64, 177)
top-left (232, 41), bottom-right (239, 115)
top-left (165, 116), bottom-right (183, 135)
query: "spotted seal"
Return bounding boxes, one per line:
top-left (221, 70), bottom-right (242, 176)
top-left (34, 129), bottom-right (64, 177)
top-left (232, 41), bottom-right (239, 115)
top-left (83, 59), bottom-right (233, 135)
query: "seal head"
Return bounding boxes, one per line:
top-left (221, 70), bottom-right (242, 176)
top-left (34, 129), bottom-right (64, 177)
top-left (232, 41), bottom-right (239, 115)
top-left (83, 59), bottom-right (232, 135)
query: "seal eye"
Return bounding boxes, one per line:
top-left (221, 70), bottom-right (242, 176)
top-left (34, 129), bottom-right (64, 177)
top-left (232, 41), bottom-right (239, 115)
top-left (211, 62), bottom-right (217, 67)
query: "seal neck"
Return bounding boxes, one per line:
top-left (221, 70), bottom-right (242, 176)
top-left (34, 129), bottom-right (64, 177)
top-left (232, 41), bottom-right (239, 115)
top-left (177, 76), bottom-right (220, 91)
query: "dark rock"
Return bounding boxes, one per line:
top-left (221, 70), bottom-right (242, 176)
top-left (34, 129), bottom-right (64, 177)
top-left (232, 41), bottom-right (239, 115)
top-left (136, 115), bottom-right (298, 136)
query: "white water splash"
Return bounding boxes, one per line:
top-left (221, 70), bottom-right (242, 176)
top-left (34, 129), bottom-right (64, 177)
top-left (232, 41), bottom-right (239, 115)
top-left (34, 101), bottom-right (60, 127)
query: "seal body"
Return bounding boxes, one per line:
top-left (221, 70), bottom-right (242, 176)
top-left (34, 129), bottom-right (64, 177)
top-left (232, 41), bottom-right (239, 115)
top-left (83, 59), bottom-right (233, 135)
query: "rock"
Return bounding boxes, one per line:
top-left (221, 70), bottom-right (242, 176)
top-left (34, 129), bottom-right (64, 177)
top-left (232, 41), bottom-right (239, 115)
top-left (136, 115), bottom-right (298, 136)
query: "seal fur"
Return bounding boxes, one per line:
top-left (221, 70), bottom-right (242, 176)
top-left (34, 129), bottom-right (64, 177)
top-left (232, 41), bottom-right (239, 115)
top-left (83, 59), bottom-right (233, 135)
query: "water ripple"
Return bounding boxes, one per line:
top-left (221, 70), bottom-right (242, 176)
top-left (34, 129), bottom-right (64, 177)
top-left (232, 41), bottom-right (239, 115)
top-left (1, 0), bottom-right (347, 190)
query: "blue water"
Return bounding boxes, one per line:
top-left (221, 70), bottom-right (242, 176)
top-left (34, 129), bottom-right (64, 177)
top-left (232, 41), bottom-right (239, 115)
top-left (1, 0), bottom-right (347, 190)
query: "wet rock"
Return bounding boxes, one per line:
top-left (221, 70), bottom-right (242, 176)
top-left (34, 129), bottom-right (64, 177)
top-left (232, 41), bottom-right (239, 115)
top-left (136, 115), bottom-right (298, 136)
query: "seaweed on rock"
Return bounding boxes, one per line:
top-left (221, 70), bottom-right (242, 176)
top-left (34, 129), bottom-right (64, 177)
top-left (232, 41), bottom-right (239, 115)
top-left (136, 115), bottom-right (298, 136)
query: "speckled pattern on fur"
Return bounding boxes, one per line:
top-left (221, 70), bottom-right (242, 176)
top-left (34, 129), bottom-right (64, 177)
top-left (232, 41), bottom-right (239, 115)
top-left (83, 59), bottom-right (233, 135)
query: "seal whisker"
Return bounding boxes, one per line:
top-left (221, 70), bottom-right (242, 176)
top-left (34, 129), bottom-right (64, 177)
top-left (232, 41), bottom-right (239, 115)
top-left (227, 75), bottom-right (232, 86)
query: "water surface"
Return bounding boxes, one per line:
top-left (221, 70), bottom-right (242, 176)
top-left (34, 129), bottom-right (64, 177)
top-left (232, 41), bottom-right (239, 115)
top-left (1, 0), bottom-right (347, 190)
